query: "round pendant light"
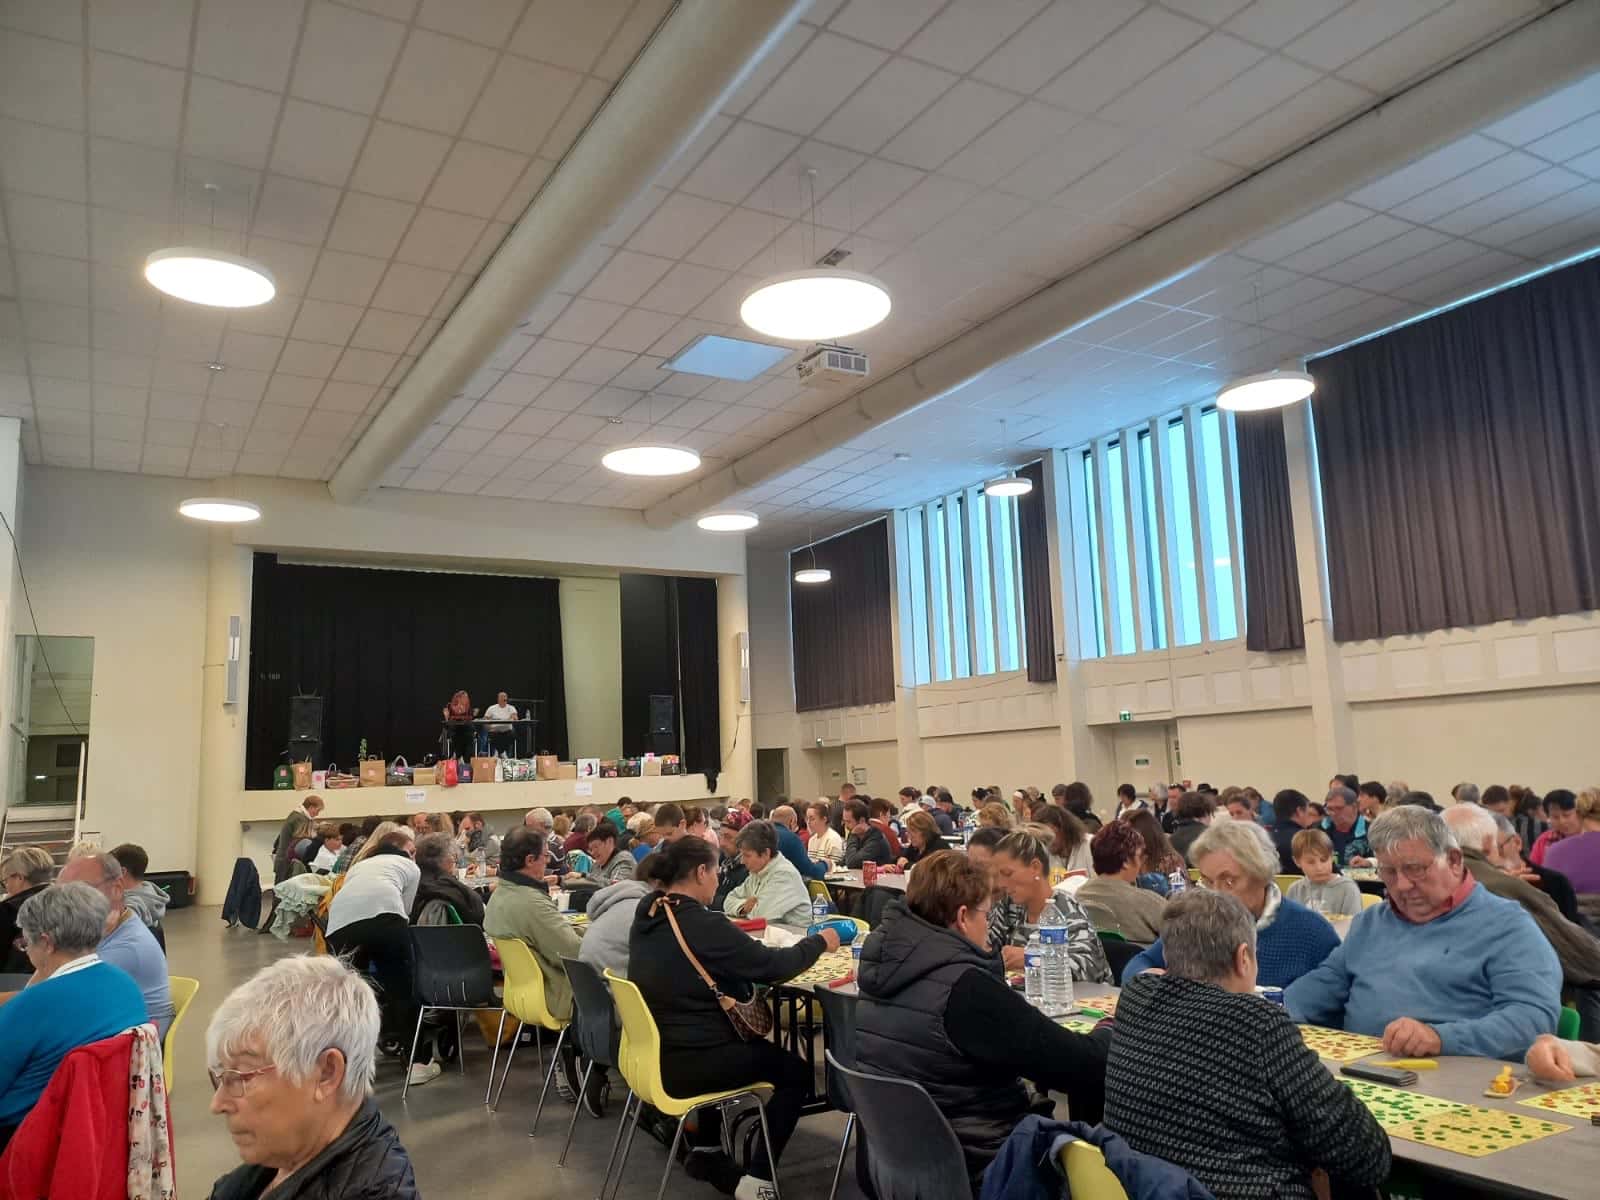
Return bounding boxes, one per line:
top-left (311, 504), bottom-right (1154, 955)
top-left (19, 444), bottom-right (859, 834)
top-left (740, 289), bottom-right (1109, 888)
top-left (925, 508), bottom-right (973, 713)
top-left (740, 269), bottom-right (891, 342)
top-left (600, 443), bottom-right (701, 477)
top-left (145, 247), bottom-right (276, 308)
top-left (983, 473), bottom-right (1032, 498)
top-left (179, 497), bottom-right (261, 523)
top-left (1216, 368), bottom-right (1315, 412)
top-left (697, 510), bottom-right (759, 532)
top-left (793, 567), bottom-right (831, 584)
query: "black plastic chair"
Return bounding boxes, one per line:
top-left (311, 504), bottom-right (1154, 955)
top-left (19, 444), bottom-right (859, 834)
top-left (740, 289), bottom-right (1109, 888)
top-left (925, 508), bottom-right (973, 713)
top-left (857, 886), bottom-right (898, 929)
top-left (1096, 931), bottom-right (1147, 980)
top-left (826, 1051), bottom-right (972, 1200)
top-left (558, 956), bottom-right (625, 1170)
top-left (403, 925), bottom-right (503, 1100)
top-left (813, 988), bottom-right (860, 1200)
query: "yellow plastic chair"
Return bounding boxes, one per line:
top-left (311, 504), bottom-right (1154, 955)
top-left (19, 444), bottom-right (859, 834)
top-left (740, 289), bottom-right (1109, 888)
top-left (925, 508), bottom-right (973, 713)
top-left (1360, 891), bottom-right (1382, 909)
top-left (605, 970), bottom-right (780, 1200)
top-left (1060, 1140), bottom-right (1129, 1200)
top-left (1274, 874), bottom-right (1301, 895)
top-left (487, 937), bottom-right (570, 1124)
top-left (163, 976), bottom-right (200, 1089)
top-left (806, 879), bottom-right (834, 910)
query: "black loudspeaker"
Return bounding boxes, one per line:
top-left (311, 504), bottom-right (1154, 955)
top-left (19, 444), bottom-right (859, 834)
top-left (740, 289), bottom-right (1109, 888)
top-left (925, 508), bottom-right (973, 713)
top-left (649, 731), bottom-right (675, 757)
top-left (648, 693), bottom-right (674, 735)
top-left (289, 695), bottom-right (324, 742)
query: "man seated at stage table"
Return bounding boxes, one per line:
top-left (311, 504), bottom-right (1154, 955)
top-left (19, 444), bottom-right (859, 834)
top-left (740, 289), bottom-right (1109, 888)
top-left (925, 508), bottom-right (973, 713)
top-left (483, 691), bottom-right (518, 755)
top-left (1286, 806), bottom-right (1562, 1059)
top-left (441, 689), bottom-right (476, 760)
top-left (561, 820), bottom-right (635, 887)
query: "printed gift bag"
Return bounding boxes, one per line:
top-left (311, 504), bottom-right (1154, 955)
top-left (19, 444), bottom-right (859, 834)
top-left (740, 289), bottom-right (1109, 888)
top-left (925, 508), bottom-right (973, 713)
top-left (292, 760), bottom-right (314, 790)
top-left (499, 758), bottom-right (536, 782)
top-left (359, 757), bottom-right (385, 788)
top-left (273, 763), bottom-right (293, 790)
top-left (471, 756), bottom-right (498, 783)
top-left (386, 756), bottom-right (412, 786)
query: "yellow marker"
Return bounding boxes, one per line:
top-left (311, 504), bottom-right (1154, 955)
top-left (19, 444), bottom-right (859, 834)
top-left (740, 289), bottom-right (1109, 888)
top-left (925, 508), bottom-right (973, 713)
top-left (1487, 1064), bottom-right (1515, 1095)
top-left (1371, 1059), bottom-right (1438, 1070)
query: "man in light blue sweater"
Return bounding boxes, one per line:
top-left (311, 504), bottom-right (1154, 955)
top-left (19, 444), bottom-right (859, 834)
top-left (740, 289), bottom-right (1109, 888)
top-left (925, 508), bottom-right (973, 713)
top-left (1286, 806), bottom-right (1560, 1060)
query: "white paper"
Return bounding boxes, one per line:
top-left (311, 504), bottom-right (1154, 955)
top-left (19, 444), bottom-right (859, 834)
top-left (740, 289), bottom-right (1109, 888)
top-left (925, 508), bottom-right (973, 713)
top-left (404, 788), bottom-right (427, 805)
top-left (575, 780), bottom-right (593, 796)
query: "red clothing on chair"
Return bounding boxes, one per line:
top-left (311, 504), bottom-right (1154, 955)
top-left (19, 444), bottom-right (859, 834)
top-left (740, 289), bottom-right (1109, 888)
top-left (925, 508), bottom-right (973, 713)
top-left (869, 818), bottom-right (903, 859)
top-left (0, 1030), bottom-right (170, 1200)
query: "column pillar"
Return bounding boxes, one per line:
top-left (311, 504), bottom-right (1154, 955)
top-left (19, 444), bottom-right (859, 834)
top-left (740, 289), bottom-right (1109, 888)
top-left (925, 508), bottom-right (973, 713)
top-left (194, 531), bottom-right (253, 905)
top-left (885, 510), bottom-right (924, 789)
top-left (716, 562), bottom-right (755, 806)
top-left (0, 419), bottom-right (24, 806)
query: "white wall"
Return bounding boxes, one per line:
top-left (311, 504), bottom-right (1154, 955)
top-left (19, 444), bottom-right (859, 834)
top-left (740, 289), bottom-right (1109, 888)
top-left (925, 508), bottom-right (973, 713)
top-left (559, 577), bottom-right (622, 760)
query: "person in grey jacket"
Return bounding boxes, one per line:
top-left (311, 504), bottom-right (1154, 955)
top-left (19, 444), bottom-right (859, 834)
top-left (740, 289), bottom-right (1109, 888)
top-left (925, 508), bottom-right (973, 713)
top-left (562, 820), bottom-right (636, 887)
top-left (110, 844), bottom-right (170, 931)
top-left (578, 877), bottom-right (653, 978)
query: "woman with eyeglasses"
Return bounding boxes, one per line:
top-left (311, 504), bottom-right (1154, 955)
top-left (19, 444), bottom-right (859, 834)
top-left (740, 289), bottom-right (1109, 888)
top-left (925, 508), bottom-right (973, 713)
top-left (988, 829), bottom-right (1112, 983)
top-left (0, 846), bottom-right (55, 973)
top-left (205, 955), bottom-right (418, 1200)
top-left (1121, 819), bottom-right (1341, 989)
top-left (856, 851), bottom-right (1112, 1187)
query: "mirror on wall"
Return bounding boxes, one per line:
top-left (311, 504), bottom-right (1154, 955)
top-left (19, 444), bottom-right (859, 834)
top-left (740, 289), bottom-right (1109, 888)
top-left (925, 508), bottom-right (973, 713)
top-left (9, 635), bottom-right (94, 810)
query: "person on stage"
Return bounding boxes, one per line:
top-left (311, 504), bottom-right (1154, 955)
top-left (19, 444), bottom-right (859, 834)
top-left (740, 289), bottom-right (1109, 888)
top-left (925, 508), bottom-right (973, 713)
top-left (442, 690), bottom-right (476, 760)
top-left (483, 691), bottom-right (519, 756)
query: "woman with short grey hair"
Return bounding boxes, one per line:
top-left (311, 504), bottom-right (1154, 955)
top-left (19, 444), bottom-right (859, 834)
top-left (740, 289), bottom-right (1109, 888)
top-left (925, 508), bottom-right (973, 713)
top-left (0, 845), bottom-right (55, 973)
top-left (409, 831), bottom-right (485, 926)
top-left (0, 883), bottom-right (148, 1151)
top-left (1121, 816), bottom-right (1341, 988)
top-left (722, 819), bottom-right (813, 926)
top-left (1104, 890), bottom-right (1390, 1199)
top-left (205, 956), bottom-right (418, 1199)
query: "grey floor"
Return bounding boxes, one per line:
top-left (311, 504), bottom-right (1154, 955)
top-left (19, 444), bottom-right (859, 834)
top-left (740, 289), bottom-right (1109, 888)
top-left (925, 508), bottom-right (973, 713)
top-left (166, 905), bottom-right (862, 1200)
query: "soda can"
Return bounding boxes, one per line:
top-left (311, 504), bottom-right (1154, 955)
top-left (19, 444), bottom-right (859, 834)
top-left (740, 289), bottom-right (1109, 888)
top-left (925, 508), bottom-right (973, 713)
top-left (1259, 987), bottom-right (1285, 1006)
top-left (862, 861), bottom-right (879, 886)
top-left (851, 943), bottom-right (863, 963)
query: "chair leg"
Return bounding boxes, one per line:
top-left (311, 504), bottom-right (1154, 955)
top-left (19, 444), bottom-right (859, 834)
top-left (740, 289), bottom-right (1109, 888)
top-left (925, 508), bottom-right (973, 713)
top-left (755, 1095), bottom-right (782, 1200)
top-left (558, 1059), bottom-right (596, 1166)
top-left (455, 1011), bottom-right (467, 1076)
top-left (535, 1024), bottom-right (544, 1078)
top-left (653, 1112), bottom-right (690, 1200)
top-left (486, 1010), bottom-right (508, 1106)
top-left (606, 1092), bottom-right (645, 1200)
top-left (490, 1019), bottom-right (521, 1111)
top-left (827, 1113), bottom-right (854, 1200)
top-left (594, 1090), bottom-right (634, 1200)
top-left (401, 1007), bottom-right (427, 1101)
top-left (530, 1026), bottom-right (567, 1137)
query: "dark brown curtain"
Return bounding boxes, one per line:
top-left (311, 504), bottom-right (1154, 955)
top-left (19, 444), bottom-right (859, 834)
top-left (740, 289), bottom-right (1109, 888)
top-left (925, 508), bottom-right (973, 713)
top-left (1310, 254), bottom-right (1600, 641)
top-left (673, 577), bottom-right (721, 786)
top-left (791, 520), bottom-right (894, 712)
top-left (1236, 411), bottom-right (1305, 651)
top-left (1016, 460), bottom-right (1057, 680)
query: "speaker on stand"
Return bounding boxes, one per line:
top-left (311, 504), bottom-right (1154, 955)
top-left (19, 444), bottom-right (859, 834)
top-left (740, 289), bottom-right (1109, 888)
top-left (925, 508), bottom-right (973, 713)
top-left (648, 693), bottom-right (676, 757)
top-left (288, 694), bottom-right (323, 768)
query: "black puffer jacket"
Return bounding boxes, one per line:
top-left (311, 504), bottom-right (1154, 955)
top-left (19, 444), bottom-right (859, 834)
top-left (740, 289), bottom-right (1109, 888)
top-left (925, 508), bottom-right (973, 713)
top-left (207, 1099), bottom-right (417, 1200)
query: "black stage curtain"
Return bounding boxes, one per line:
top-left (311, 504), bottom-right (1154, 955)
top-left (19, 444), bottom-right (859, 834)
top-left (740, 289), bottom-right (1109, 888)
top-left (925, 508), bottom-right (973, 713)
top-left (791, 520), bottom-right (894, 712)
top-left (1016, 460), bottom-right (1057, 681)
top-left (1310, 254), bottom-right (1600, 641)
top-left (244, 555), bottom-right (568, 788)
top-left (1236, 410), bottom-right (1306, 651)
top-left (620, 574), bottom-right (679, 759)
top-left (674, 577), bottom-right (721, 786)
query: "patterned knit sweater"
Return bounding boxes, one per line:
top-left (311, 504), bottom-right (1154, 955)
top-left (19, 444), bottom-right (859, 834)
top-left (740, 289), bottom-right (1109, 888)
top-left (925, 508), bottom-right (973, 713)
top-left (1104, 974), bottom-right (1391, 1200)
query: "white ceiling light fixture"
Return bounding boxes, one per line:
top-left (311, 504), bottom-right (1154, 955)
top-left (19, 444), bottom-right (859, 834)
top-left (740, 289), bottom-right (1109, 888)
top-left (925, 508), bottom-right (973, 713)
top-left (178, 497), bottom-right (261, 523)
top-left (794, 524), bottom-right (831, 585)
top-left (741, 168), bottom-right (890, 343)
top-left (143, 182), bottom-right (275, 309)
top-left (697, 510), bottom-right (760, 532)
top-left (601, 392), bottom-right (702, 477)
top-left (1216, 367), bottom-right (1316, 412)
top-left (982, 418), bottom-right (1033, 498)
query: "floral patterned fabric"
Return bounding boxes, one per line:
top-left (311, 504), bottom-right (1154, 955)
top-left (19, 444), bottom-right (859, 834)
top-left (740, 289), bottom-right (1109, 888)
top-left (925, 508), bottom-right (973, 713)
top-left (127, 1022), bottom-right (176, 1200)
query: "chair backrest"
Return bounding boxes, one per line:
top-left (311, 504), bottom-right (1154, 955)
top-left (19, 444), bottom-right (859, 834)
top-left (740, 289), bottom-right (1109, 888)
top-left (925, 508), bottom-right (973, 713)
top-left (163, 976), bottom-right (200, 1088)
top-left (826, 1051), bottom-right (971, 1200)
top-left (488, 936), bottom-right (562, 1031)
top-left (1097, 932), bottom-right (1145, 980)
top-left (1360, 891), bottom-right (1382, 909)
top-left (562, 956), bottom-right (621, 1068)
top-left (858, 886), bottom-right (897, 929)
top-left (1559, 1004), bottom-right (1581, 1041)
top-left (812, 986), bottom-right (859, 1114)
top-left (1274, 873), bottom-right (1301, 895)
top-left (416, 898), bottom-right (462, 926)
top-left (409, 925), bottom-right (496, 1007)
top-left (605, 970), bottom-right (671, 1110)
top-left (1060, 1140), bottom-right (1130, 1200)
top-left (805, 879), bottom-right (833, 910)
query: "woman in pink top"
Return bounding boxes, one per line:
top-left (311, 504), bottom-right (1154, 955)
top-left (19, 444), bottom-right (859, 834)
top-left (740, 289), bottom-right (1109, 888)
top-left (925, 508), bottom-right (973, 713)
top-left (1529, 789), bottom-right (1582, 866)
top-left (1543, 789), bottom-right (1600, 899)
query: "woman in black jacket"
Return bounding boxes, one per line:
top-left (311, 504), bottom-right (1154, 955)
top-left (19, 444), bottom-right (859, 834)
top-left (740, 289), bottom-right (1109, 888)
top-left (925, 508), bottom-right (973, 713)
top-left (629, 837), bottom-right (842, 1199)
top-left (896, 809), bottom-right (949, 868)
top-left (408, 832), bottom-right (486, 925)
top-left (0, 847), bottom-right (54, 972)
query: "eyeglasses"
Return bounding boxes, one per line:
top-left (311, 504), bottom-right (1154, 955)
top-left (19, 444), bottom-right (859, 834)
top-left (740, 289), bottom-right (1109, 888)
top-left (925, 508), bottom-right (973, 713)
top-left (1376, 860), bottom-right (1439, 884)
top-left (208, 1064), bottom-right (278, 1097)
top-left (1198, 871), bottom-right (1246, 892)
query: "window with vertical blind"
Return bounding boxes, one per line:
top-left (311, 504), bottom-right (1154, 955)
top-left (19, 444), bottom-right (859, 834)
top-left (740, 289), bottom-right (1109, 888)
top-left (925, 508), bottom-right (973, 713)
top-left (1071, 405), bottom-right (1244, 659)
top-left (898, 488), bottom-right (1027, 683)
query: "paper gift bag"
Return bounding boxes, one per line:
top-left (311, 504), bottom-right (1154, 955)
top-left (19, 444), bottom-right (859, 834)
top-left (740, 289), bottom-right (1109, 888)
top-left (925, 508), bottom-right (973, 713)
top-left (311, 768), bottom-right (328, 790)
top-left (359, 757), bottom-right (385, 788)
top-left (291, 760), bottom-right (313, 790)
top-left (535, 754), bottom-right (560, 781)
top-left (556, 762), bottom-right (577, 780)
top-left (412, 765), bottom-right (436, 786)
top-left (642, 758), bottom-right (662, 777)
top-left (471, 756), bottom-right (498, 783)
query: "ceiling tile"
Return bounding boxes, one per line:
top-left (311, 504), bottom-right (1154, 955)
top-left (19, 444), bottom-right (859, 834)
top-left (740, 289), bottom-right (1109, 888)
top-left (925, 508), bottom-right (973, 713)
top-left (88, 51), bottom-right (185, 148)
top-left (879, 78), bottom-right (1020, 172)
top-left (510, 0), bottom-right (631, 72)
top-left (684, 206), bottom-right (783, 271)
top-left (89, 0), bottom-right (194, 69)
top-left (218, 330), bottom-right (284, 371)
top-left (381, 29), bottom-right (496, 135)
top-left (458, 398), bottom-right (520, 430)
top-left (677, 121), bottom-right (802, 205)
top-left (394, 207), bottom-right (486, 271)
top-left (719, 22), bottom-right (813, 117)
top-left (591, 0), bottom-right (671, 80)
top-left (901, 0), bottom-right (1048, 75)
top-left (1208, 74), bottom-right (1371, 169)
top-left (6, 193), bottom-right (89, 259)
top-left (1348, 134), bottom-right (1503, 210)
top-left (324, 191), bottom-right (415, 259)
top-left (635, 262), bottom-right (728, 315)
top-left (425, 140), bottom-right (529, 218)
top-left (1099, 32), bottom-right (1264, 132)
top-left (243, 236), bottom-right (318, 297)
top-left (350, 121), bottom-right (452, 203)
top-left (813, 55), bottom-right (957, 156)
top-left (306, 249), bottom-right (388, 306)
top-left (419, 0), bottom-right (526, 48)
top-left (496, 155), bottom-right (556, 221)
top-left (252, 174), bottom-right (342, 245)
top-left (371, 262), bottom-right (455, 315)
top-left (1336, 0), bottom-right (1538, 95)
top-left (544, 296), bottom-right (626, 343)
top-left (1390, 150), bottom-right (1545, 226)
top-left (1038, 7), bottom-right (1208, 116)
top-left (349, 308), bottom-right (423, 353)
top-left (0, 119), bottom-right (88, 202)
top-left (624, 192), bottom-right (731, 260)
top-left (262, 373), bottom-right (323, 406)
top-left (939, 100), bottom-right (1081, 189)
top-left (582, 249), bottom-right (675, 306)
top-left (1170, 54), bottom-right (1320, 151)
top-left (464, 54), bottom-right (584, 154)
top-left (2, 0), bottom-right (84, 41)
top-left (332, 346), bottom-right (397, 385)
top-left (269, 100), bottom-right (371, 187)
top-left (1483, 73), bottom-right (1600, 148)
top-left (290, 298), bottom-right (364, 345)
top-left (1224, 0), bottom-right (1343, 48)
top-left (0, 32), bottom-right (86, 130)
top-left (998, 117), bottom-right (1132, 201)
top-left (1286, 0), bottom-right (1450, 73)
top-left (745, 33), bottom-right (888, 137)
top-left (184, 76), bottom-right (281, 169)
top-left (290, 1), bottom-right (407, 114)
top-left (973, 0), bottom-right (1142, 94)
top-left (515, 338), bottom-right (587, 377)
top-left (827, 0), bottom-right (945, 51)
top-left (1526, 111), bottom-right (1600, 166)
top-left (317, 380), bottom-right (377, 412)
top-left (194, 0), bottom-right (302, 91)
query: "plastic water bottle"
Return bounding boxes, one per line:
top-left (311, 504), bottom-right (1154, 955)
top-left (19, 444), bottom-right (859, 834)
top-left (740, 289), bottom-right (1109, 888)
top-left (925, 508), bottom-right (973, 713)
top-left (1038, 904), bottom-right (1075, 1017)
top-left (1168, 866), bottom-right (1188, 896)
top-left (812, 892), bottom-right (830, 922)
top-left (1023, 933), bottom-right (1044, 1007)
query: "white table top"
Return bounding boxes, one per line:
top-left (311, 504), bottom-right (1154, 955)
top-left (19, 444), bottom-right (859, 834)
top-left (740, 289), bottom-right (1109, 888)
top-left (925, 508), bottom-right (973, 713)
top-left (823, 869), bottom-right (908, 892)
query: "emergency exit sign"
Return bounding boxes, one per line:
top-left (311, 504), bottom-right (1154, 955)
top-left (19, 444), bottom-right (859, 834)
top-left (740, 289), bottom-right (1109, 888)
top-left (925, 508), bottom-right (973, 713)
top-left (1118, 710), bottom-right (1132, 722)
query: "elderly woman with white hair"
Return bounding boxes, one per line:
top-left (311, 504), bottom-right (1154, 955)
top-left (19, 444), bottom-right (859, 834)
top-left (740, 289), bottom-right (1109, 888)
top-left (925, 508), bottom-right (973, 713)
top-left (0, 882), bottom-right (147, 1151)
top-left (1122, 817), bottom-right (1341, 988)
top-left (205, 956), bottom-right (417, 1200)
top-left (0, 845), bottom-right (55, 972)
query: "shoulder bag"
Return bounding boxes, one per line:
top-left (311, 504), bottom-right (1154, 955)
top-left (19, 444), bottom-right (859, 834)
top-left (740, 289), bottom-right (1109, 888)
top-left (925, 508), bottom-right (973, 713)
top-left (653, 895), bottom-right (772, 1041)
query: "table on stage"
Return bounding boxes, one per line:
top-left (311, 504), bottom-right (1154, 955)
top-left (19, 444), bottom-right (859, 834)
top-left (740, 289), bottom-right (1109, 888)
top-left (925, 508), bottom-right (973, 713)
top-left (438, 717), bottom-right (538, 758)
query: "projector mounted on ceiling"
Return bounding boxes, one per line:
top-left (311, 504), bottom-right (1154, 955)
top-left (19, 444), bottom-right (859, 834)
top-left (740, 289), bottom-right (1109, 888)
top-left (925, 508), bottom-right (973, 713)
top-left (797, 342), bottom-right (869, 388)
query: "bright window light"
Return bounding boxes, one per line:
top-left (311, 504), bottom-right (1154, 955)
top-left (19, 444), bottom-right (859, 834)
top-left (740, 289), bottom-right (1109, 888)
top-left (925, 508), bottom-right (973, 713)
top-left (665, 334), bottom-right (792, 381)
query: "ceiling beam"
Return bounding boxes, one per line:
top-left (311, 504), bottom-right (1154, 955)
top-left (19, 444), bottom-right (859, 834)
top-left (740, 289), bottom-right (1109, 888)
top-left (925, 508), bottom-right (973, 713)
top-left (643, 0), bottom-right (1600, 529)
top-left (328, 0), bottom-right (810, 504)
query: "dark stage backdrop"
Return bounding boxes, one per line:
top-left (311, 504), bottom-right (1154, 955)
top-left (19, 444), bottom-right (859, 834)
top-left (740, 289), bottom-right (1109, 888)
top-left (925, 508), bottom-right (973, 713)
top-left (618, 573), bottom-right (722, 781)
top-left (244, 554), bottom-right (568, 788)
top-left (791, 520), bottom-right (895, 712)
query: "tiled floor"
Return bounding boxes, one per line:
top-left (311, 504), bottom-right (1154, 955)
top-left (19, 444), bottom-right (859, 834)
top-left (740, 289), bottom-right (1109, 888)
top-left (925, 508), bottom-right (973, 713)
top-left (165, 905), bottom-right (861, 1199)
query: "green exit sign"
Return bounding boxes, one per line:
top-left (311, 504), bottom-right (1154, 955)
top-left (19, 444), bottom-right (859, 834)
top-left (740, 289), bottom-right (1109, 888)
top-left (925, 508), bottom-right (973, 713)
top-left (1118, 710), bottom-right (1132, 722)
